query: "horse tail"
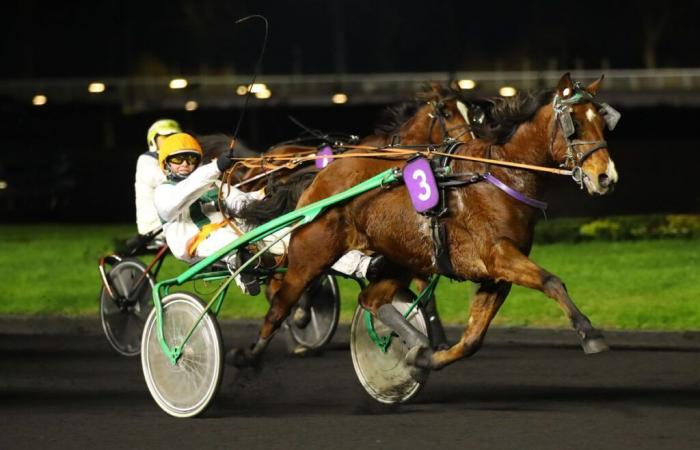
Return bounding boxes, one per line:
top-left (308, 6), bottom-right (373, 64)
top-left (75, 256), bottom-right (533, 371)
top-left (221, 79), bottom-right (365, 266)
top-left (237, 168), bottom-right (319, 226)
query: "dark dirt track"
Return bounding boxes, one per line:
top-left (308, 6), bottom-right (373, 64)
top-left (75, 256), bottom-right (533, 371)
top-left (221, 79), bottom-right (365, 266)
top-left (1, 324), bottom-right (700, 450)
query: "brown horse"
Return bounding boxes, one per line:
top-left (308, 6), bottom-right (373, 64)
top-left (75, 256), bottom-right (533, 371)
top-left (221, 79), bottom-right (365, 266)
top-left (235, 73), bottom-right (619, 370)
top-left (235, 84), bottom-right (480, 350)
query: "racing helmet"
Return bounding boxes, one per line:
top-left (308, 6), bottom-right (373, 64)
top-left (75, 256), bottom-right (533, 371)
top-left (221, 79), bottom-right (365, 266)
top-left (158, 133), bottom-right (203, 172)
top-left (147, 119), bottom-right (182, 152)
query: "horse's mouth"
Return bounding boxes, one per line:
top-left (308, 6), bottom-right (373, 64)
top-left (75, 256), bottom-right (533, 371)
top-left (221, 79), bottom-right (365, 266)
top-left (583, 176), bottom-right (616, 196)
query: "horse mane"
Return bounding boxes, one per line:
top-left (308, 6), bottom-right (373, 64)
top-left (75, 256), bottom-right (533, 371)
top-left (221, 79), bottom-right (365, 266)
top-left (196, 133), bottom-right (260, 160)
top-left (374, 83), bottom-right (462, 135)
top-left (374, 100), bottom-right (423, 134)
top-left (465, 89), bottom-right (554, 144)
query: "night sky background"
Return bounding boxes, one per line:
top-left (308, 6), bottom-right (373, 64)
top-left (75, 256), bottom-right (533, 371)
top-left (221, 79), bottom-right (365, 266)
top-left (2, 1), bottom-right (699, 221)
top-left (4, 0), bottom-right (700, 78)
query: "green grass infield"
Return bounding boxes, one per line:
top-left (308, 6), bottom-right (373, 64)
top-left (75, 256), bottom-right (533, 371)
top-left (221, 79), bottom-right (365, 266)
top-left (1, 224), bottom-right (698, 331)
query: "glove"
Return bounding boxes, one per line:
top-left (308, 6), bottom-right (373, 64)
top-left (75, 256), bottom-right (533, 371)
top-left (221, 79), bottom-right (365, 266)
top-left (123, 234), bottom-right (150, 255)
top-left (217, 153), bottom-right (233, 172)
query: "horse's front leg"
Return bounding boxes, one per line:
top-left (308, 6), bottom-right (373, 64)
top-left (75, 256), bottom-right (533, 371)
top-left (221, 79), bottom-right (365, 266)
top-left (488, 238), bottom-right (609, 354)
top-left (428, 281), bottom-right (511, 370)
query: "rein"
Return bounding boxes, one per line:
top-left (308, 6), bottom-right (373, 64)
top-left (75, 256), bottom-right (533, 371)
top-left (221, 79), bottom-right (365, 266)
top-left (226, 143), bottom-right (574, 177)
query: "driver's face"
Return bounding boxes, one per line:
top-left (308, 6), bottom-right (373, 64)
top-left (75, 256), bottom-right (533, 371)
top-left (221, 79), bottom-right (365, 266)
top-left (167, 158), bottom-right (197, 177)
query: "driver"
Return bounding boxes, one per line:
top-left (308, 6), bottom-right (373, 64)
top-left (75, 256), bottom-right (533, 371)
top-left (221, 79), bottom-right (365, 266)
top-left (134, 119), bottom-right (182, 246)
top-left (154, 133), bottom-right (384, 295)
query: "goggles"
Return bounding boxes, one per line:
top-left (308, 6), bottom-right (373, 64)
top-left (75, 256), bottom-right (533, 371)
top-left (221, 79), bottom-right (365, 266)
top-left (167, 153), bottom-right (201, 165)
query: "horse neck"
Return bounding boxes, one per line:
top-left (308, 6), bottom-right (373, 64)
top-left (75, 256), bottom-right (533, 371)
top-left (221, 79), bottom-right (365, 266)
top-left (473, 104), bottom-right (555, 204)
top-left (400, 106), bottom-right (440, 143)
top-left (500, 104), bottom-right (554, 167)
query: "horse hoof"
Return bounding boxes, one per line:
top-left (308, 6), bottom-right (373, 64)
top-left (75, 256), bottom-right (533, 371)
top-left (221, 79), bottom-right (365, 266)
top-left (405, 345), bottom-right (433, 369)
top-left (225, 348), bottom-right (255, 368)
top-left (292, 307), bottom-right (311, 329)
top-left (582, 337), bottom-right (610, 354)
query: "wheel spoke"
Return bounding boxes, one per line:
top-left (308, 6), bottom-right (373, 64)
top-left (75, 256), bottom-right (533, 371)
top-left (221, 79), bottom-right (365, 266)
top-left (142, 293), bottom-right (221, 417)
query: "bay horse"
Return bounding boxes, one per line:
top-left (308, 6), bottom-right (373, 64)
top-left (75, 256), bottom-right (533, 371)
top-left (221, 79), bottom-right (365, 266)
top-left (235, 83), bottom-right (481, 350)
top-left (235, 73), bottom-right (619, 370)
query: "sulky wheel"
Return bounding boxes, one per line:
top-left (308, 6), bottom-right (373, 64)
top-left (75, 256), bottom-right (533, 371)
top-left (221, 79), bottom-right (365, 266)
top-left (141, 292), bottom-right (223, 418)
top-left (350, 291), bottom-right (430, 404)
top-left (284, 274), bottom-right (340, 354)
top-left (100, 258), bottom-right (155, 356)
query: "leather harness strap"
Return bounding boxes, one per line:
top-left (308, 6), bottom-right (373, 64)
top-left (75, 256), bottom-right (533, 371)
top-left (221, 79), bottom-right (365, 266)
top-left (424, 141), bottom-right (469, 281)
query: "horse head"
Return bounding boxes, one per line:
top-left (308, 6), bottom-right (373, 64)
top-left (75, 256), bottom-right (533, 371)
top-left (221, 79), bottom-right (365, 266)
top-left (549, 73), bottom-right (620, 195)
top-left (392, 83), bottom-right (474, 144)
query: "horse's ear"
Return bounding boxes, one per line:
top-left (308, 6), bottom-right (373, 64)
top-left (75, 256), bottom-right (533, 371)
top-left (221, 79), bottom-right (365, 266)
top-left (449, 79), bottom-right (462, 92)
top-left (586, 75), bottom-right (604, 96)
top-left (428, 82), bottom-right (443, 95)
top-left (556, 72), bottom-right (574, 97)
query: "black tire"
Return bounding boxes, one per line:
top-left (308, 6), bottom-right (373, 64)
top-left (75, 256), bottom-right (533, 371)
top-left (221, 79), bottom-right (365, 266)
top-left (100, 258), bottom-right (155, 356)
top-left (284, 274), bottom-right (340, 353)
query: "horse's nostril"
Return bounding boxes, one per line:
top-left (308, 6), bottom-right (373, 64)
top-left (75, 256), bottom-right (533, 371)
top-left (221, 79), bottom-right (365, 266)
top-left (598, 173), bottom-right (610, 188)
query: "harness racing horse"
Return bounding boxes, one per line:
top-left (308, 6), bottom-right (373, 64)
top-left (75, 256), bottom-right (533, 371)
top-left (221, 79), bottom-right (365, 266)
top-left (235, 73), bottom-right (619, 371)
top-left (235, 84), bottom-right (481, 351)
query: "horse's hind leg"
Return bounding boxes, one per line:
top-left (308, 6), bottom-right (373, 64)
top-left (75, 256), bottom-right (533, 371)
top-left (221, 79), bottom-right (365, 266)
top-left (428, 281), bottom-right (511, 369)
top-left (414, 277), bottom-right (448, 350)
top-left (229, 219), bottom-right (345, 367)
top-left (359, 277), bottom-right (435, 366)
top-left (488, 239), bottom-right (609, 354)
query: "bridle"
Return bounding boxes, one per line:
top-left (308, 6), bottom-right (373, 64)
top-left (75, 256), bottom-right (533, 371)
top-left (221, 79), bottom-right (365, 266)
top-left (549, 82), bottom-right (621, 188)
top-left (425, 98), bottom-right (474, 144)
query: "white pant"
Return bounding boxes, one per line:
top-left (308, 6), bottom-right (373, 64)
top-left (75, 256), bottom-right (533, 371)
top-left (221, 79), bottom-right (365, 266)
top-left (194, 226), bottom-right (372, 283)
top-left (330, 250), bottom-right (372, 278)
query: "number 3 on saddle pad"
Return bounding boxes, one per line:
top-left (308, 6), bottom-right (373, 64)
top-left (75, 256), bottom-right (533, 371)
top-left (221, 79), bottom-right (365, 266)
top-left (403, 157), bottom-right (439, 213)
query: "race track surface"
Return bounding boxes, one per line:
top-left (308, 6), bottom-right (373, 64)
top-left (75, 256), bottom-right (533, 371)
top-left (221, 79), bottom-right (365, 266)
top-left (1, 324), bottom-right (699, 450)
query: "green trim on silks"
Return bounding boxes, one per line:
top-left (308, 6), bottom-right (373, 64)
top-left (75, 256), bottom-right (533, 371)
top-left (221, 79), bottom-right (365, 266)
top-left (199, 188), bottom-right (219, 204)
top-left (189, 188), bottom-right (219, 228)
top-left (189, 202), bottom-right (211, 228)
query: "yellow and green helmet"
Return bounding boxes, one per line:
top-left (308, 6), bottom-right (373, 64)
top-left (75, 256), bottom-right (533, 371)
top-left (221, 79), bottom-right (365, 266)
top-left (146, 119), bottom-right (182, 152)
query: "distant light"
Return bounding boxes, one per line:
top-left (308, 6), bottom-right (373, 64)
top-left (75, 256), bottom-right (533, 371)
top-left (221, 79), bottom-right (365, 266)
top-left (331, 93), bottom-right (348, 104)
top-left (0, 180), bottom-right (7, 190)
top-left (499, 86), bottom-right (517, 97)
top-left (88, 82), bottom-right (106, 93)
top-left (169, 78), bottom-right (188, 89)
top-left (238, 83), bottom-right (268, 96)
top-left (32, 94), bottom-right (47, 106)
top-left (255, 88), bottom-right (272, 99)
top-left (185, 100), bottom-right (198, 111)
top-left (250, 83), bottom-right (267, 93)
top-left (458, 79), bottom-right (476, 90)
